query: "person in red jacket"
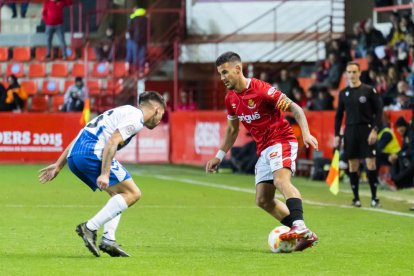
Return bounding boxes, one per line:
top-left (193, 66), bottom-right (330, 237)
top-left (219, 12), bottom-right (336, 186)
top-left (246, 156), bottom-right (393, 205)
top-left (42, 0), bottom-right (72, 60)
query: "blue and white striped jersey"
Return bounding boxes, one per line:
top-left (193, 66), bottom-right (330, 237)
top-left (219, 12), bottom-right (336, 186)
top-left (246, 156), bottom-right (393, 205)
top-left (68, 105), bottom-right (144, 159)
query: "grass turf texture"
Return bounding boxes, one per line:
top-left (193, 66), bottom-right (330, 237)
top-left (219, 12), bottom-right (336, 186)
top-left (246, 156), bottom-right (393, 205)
top-left (0, 164), bottom-right (413, 275)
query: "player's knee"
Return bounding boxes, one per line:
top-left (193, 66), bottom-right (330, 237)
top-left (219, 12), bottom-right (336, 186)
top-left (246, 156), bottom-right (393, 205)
top-left (256, 196), bottom-right (273, 210)
top-left (130, 188), bottom-right (141, 204)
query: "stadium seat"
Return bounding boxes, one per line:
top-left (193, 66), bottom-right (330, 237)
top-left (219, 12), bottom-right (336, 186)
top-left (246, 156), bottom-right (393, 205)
top-left (6, 63), bottom-right (25, 77)
top-left (91, 62), bottom-right (109, 78)
top-left (12, 47), bottom-right (31, 62)
top-left (72, 63), bottom-right (86, 77)
top-left (106, 79), bottom-right (124, 95)
top-left (0, 47), bottom-right (9, 61)
top-left (49, 94), bottom-right (65, 112)
top-left (35, 47), bottom-right (49, 61)
top-left (58, 47), bottom-right (77, 60)
top-left (356, 58), bottom-right (368, 71)
top-left (21, 80), bottom-right (38, 96)
top-left (28, 63), bottom-right (46, 78)
top-left (84, 47), bottom-right (97, 60)
top-left (63, 79), bottom-right (75, 93)
top-left (297, 77), bottom-right (314, 92)
top-left (29, 95), bottom-right (49, 112)
top-left (42, 80), bottom-right (60, 95)
top-left (86, 79), bottom-right (102, 96)
top-left (113, 61), bottom-right (128, 78)
top-left (50, 62), bottom-right (69, 77)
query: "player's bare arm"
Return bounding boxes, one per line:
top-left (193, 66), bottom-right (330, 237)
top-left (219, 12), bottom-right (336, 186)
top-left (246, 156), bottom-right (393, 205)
top-left (206, 118), bottom-right (240, 173)
top-left (38, 140), bottom-right (74, 184)
top-left (98, 130), bottom-right (125, 190)
top-left (288, 99), bottom-right (318, 150)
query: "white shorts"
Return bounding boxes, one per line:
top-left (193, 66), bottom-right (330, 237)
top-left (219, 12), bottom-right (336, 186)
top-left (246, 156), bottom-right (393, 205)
top-left (255, 142), bottom-right (298, 185)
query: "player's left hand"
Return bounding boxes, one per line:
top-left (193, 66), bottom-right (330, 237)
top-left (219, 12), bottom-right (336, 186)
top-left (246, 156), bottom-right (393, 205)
top-left (38, 164), bottom-right (59, 183)
top-left (368, 130), bottom-right (377, 145)
top-left (303, 134), bottom-right (318, 150)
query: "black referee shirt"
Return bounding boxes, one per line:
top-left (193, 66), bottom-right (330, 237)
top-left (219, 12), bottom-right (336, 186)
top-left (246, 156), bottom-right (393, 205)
top-left (335, 84), bottom-right (382, 136)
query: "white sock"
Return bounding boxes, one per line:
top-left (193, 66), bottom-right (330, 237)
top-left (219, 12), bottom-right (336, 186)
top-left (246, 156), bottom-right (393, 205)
top-left (292, 220), bottom-right (306, 228)
top-left (86, 194), bottom-right (128, 231)
top-left (102, 214), bottom-right (121, 241)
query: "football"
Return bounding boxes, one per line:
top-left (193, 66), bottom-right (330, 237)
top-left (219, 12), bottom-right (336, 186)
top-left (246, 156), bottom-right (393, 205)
top-left (268, 226), bottom-right (297, 253)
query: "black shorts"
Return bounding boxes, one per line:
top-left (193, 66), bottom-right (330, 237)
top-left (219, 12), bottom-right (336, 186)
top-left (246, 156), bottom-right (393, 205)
top-left (344, 124), bottom-right (376, 160)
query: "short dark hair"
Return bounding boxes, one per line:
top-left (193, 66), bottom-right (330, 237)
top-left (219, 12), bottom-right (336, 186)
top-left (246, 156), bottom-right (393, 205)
top-left (139, 91), bottom-right (166, 109)
top-left (346, 61), bottom-right (360, 70)
top-left (215, 51), bottom-right (241, 67)
top-left (75, 77), bottom-right (83, 83)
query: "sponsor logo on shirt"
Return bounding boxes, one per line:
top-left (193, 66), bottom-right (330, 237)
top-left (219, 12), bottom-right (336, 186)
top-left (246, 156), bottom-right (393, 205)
top-left (231, 103), bottom-right (236, 109)
top-left (238, 112), bottom-right (260, 123)
top-left (247, 99), bottom-right (256, 109)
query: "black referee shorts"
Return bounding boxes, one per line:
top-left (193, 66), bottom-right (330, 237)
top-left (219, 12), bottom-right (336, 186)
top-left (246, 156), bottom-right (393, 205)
top-left (344, 124), bottom-right (376, 160)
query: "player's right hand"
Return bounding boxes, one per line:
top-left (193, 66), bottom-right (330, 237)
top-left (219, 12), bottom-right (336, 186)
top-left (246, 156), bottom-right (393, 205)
top-left (206, 158), bottom-right (221, 173)
top-left (38, 164), bottom-right (59, 184)
top-left (97, 174), bottom-right (110, 190)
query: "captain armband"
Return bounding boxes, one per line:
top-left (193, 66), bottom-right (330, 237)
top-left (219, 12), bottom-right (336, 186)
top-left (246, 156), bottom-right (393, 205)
top-left (275, 94), bottom-right (292, 111)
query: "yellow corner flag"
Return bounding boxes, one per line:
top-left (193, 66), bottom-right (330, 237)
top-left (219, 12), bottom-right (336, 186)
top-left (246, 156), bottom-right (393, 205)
top-left (80, 98), bottom-right (90, 126)
top-left (325, 149), bottom-right (340, 195)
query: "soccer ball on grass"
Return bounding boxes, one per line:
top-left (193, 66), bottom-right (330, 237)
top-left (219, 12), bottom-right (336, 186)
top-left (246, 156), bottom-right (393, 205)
top-left (268, 226), bottom-right (296, 253)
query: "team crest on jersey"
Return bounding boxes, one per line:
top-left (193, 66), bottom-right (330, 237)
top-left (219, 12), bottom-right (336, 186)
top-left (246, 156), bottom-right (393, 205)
top-left (267, 87), bottom-right (277, 96)
top-left (247, 99), bottom-right (256, 109)
top-left (345, 91), bottom-right (349, 96)
top-left (231, 103), bottom-right (236, 109)
top-left (126, 125), bottom-right (135, 135)
top-left (359, 96), bottom-right (367, 103)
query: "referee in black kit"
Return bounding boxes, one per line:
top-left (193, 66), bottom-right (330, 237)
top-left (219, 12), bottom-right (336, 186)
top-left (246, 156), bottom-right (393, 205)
top-left (334, 61), bottom-right (383, 208)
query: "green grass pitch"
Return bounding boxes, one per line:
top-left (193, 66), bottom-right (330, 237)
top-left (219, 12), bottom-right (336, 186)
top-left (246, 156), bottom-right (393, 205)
top-left (0, 164), bottom-right (413, 275)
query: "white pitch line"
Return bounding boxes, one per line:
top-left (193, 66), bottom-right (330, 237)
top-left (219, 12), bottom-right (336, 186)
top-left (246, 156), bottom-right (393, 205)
top-left (149, 174), bottom-right (414, 218)
top-left (2, 204), bottom-right (256, 209)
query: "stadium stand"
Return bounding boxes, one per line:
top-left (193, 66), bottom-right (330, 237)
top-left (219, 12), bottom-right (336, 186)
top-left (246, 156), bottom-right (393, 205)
top-left (50, 63), bottom-right (69, 78)
top-left (21, 80), bottom-right (38, 96)
top-left (28, 63), bottom-right (46, 78)
top-left (6, 63), bottom-right (24, 78)
top-left (42, 80), bottom-right (61, 95)
top-left (12, 47), bottom-right (31, 62)
top-left (29, 95), bottom-right (49, 112)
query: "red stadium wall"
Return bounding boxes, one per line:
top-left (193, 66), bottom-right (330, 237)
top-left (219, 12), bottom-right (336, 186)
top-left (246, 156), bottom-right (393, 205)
top-left (1, 110), bottom-right (411, 164)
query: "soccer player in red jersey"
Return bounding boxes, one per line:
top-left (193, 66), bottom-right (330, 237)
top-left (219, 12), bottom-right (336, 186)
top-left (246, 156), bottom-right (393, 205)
top-left (206, 52), bottom-right (319, 251)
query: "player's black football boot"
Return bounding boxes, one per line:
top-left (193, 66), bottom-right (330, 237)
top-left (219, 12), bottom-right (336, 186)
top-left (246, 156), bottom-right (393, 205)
top-left (99, 238), bottom-right (130, 257)
top-left (75, 222), bottom-right (100, 257)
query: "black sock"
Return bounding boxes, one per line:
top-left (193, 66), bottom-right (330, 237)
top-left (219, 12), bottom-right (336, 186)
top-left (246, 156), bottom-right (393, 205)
top-left (286, 198), bottom-right (304, 222)
top-left (281, 214), bottom-right (293, 227)
top-left (349, 172), bottom-right (360, 200)
top-left (367, 169), bottom-right (378, 200)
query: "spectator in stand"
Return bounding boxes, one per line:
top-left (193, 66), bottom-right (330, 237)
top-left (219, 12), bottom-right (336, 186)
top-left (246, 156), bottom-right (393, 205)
top-left (374, 0), bottom-right (393, 7)
top-left (61, 77), bottom-right (85, 112)
top-left (400, 14), bottom-right (414, 36)
top-left (310, 87), bottom-right (334, 111)
top-left (382, 65), bottom-right (400, 106)
top-left (0, 75), bottom-right (28, 112)
top-left (9, 1), bottom-right (29, 18)
top-left (361, 68), bottom-right (378, 87)
top-left (328, 37), bottom-right (351, 68)
top-left (364, 18), bottom-right (387, 54)
top-left (177, 90), bottom-right (197, 111)
top-left (323, 52), bottom-right (344, 89)
top-left (42, 0), bottom-right (72, 60)
top-left (366, 50), bottom-right (383, 72)
top-left (375, 71), bottom-right (388, 95)
top-left (351, 21), bottom-right (367, 58)
top-left (389, 116), bottom-right (414, 189)
top-left (94, 26), bottom-right (115, 62)
top-left (275, 69), bottom-right (299, 99)
top-left (126, 6), bottom-right (148, 76)
top-left (292, 86), bottom-right (308, 108)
